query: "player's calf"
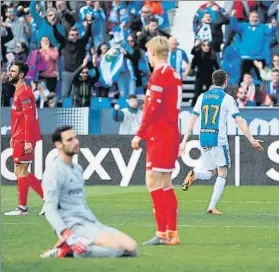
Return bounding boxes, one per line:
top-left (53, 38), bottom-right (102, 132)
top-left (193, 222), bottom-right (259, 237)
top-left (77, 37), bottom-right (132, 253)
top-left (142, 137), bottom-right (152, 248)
top-left (207, 167), bottom-right (227, 214)
top-left (181, 168), bottom-right (215, 191)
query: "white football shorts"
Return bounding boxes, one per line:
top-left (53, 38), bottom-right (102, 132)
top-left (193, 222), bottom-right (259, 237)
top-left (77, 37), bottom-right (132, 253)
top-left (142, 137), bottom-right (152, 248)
top-left (200, 145), bottom-right (231, 171)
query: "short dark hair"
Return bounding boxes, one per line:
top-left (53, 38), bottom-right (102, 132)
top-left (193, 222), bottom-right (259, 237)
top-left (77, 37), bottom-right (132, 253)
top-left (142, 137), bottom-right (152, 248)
top-left (128, 94), bottom-right (137, 100)
top-left (244, 72), bottom-right (252, 76)
top-left (212, 69), bottom-right (227, 87)
top-left (12, 60), bottom-right (29, 77)
top-left (148, 16), bottom-right (158, 25)
top-left (52, 126), bottom-right (73, 143)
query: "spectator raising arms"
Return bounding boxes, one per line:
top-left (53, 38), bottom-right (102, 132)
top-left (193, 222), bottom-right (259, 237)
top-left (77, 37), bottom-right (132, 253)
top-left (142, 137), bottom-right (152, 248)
top-left (230, 9), bottom-right (277, 83)
top-left (29, 1), bottom-right (66, 49)
top-left (52, 22), bottom-right (93, 105)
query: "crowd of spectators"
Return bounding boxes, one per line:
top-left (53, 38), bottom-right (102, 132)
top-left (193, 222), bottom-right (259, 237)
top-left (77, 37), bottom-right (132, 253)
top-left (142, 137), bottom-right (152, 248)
top-left (1, 1), bottom-right (279, 109)
top-left (1, 0), bottom-right (177, 108)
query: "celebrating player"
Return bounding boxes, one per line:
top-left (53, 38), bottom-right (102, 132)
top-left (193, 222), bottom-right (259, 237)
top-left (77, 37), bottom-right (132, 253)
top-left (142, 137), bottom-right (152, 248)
top-left (131, 36), bottom-right (182, 245)
top-left (4, 60), bottom-right (44, 216)
top-left (40, 126), bottom-right (138, 258)
top-left (179, 70), bottom-right (264, 214)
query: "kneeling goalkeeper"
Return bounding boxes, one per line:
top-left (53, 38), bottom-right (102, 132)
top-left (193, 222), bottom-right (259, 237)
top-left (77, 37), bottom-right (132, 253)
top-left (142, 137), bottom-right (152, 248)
top-left (40, 126), bottom-right (138, 258)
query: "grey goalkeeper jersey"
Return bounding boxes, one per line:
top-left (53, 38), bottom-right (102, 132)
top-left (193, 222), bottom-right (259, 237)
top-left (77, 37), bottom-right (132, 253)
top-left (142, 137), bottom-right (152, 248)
top-left (42, 156), bottom-right (98, 236)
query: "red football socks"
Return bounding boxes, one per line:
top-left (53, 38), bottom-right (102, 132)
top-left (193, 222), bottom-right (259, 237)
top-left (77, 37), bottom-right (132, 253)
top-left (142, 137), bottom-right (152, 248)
top-left (28, 174), bottom-right (44, 199)
top-left (17, 177), bottom-right (29, 207)
top-left (150, 188), bottom-right (167, 234)
top-left (164, 188), bottom-right (178, 231)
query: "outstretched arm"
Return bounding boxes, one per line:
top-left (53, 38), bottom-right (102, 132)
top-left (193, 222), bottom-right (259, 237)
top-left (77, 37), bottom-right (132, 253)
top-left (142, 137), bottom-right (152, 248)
top-left (235, 116), bottom-right (264, 151)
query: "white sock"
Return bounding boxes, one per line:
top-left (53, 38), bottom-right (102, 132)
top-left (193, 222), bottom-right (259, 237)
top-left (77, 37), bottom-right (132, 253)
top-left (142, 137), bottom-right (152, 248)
top-left (194, 169), bottom-right (213, 181)
top-left (208, 176), bottom-right (226, 209)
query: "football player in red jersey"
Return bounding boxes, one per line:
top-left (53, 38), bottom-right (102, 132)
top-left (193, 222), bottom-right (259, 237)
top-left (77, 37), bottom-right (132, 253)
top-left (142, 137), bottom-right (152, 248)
top-left (4, 60), bottom-right (44, 216)
top-left (131, 36), bottom-right (183, 245)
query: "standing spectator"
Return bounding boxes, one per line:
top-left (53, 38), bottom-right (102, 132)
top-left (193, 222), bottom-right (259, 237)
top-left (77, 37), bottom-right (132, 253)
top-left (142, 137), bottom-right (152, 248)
top-left (4, 8), bottom-right (29, 56)
top-left (79, 1), bottom-right (107, 49)
top-left (116, 36), bottom-right (137, 98)
top-left (193, 1), bottom-right (226, 32)
top-left (230, 10), bottom-right (276, 82)
top-left (38, 36), bottom-right (59, 94)
top-left (55, 0), bottom-right (75, 34)
top-left (143, 1), bottom-right (169, 33)
top-left (113, 94), bottom-right (142, 135)
top-left (79, 0), bottom-right (94, 20)
top-left (263, 69), bottom-right (279, 104)
top-left (194, 10), bottom-right (229, 63)
top-left (1, 68), bottom-right (15, 106)
top-left (168, 37), bottom-right (190, 79)
top-left (240, 72), bottom-right (262, 105)
top-left (137, 17), bottom-right (170, 52)
top-left (124, 34), bottom-right (144, 94)
top-left (95, 42), bottom-right (110, 97)
top-left (224, 1), bottom-right (257, 46)
top-left (190, 41), bottom-right (219, 106)
top-left (29, 1), bottom-right (66, 49)
top-left (91, 1), bottom-right (107, 49)
top-left (1, 16), bottom-right (13, 63)
top-left (71, 57), bottom-right (100, 107)
top-left (52, 23), bottom-right (93, 104)
top-left (129, 5), bottom-right (152, 36)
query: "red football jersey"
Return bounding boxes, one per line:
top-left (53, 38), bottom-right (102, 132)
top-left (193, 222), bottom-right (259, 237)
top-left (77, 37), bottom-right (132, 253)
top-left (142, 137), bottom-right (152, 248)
top-left (137, 64), bottom-right (183, 141)
top-left (11, 83), bottom-right (41, 142)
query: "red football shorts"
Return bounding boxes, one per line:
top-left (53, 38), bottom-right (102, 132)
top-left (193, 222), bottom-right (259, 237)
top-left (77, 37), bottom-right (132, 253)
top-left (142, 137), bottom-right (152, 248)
top-left (146, 138), bottom-right (179, 172)
top-left (12, 140), bottom-right (36, 164)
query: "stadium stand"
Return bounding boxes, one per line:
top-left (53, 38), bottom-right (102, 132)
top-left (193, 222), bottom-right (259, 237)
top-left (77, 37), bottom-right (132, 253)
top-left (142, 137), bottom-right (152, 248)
top-left (1, 0), bottom-right (279, 110)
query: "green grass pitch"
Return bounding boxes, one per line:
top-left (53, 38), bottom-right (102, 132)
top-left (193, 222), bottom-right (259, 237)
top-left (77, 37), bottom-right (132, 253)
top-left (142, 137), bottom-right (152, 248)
top-left (1, 185), bottom-right (279, 272)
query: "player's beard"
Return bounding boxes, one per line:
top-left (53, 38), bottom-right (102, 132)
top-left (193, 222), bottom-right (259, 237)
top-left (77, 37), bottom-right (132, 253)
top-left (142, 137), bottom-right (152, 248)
top-left (9, 75), bottom-right (20, 84)
top-left (63, 145), bottom-right (79, 157)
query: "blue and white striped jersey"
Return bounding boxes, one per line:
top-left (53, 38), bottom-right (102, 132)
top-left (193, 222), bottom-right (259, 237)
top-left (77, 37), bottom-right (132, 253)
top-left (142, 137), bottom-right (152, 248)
top-left (193, 87), bottom-right (240, 147)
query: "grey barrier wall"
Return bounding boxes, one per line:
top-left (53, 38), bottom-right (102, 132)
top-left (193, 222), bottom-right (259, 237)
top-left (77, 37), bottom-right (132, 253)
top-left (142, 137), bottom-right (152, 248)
top-left (1, 136), bottom-right (278, 186)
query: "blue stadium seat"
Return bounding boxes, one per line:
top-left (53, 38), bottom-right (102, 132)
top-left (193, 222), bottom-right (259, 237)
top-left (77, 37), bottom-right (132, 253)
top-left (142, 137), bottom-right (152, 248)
top-left (63, 97), bottom-right (73, 108)
top-left (90, 97), bottom-right (111, 109)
